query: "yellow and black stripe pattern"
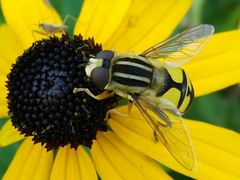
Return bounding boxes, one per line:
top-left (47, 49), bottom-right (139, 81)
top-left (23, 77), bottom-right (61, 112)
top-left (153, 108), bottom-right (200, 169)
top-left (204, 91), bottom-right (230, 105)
top-left (111, 57), bottom-right (153, 89)
top-left (158, 67), bottom-right (194, 113)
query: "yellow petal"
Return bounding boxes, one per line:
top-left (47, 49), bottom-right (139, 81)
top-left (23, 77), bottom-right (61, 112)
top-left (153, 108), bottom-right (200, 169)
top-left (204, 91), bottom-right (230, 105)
top-left (0, 104), bottom-right (8, 117)
top-left (0, 24), bottom-right (22, 117)
top-left (1, 0), bottom-right (62, 49)
top-left (184, 30), bottom-right (240, 96)
top-left (0, 25), bottom-right (23, 117)
top-left (91, 138), bottom-right (122, 180)
top-left (77, 146), bottom-right (98, 180)
top-left (104, 0), bottom-right (192, 52)
top-left (0, 74), bottom-right (8, 117)
top-left (94, 132), bottom-right (146, 180)
top-left (0, 74), bottom-right (7, 91)
top-left (0, 24), bottom-right (22, 72)
top-left (95, 131), bottom-right (172, 179)
top-left (109, 106), bottom-right (240, 179)
top-left (187, 121), bottom-right (240, 156)
top-left (50, 145), bottom-right (97, 180)
top-left (0, 102), bottom-right (8, 118)
top-left (3, 137), bottom-right (54, 180)
top-left (187, 120), bottom-right (240, 175)
top-left (0, 91), bottom-right (8, 117)
top-left (0, 120), bottom-right (24, 147)
top-left (74, 0), bottom-right (131, 45)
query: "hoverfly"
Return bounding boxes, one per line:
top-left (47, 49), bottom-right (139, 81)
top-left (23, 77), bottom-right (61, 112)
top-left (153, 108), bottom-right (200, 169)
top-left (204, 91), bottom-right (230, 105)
top-left (74, 24), bottom-right (215, 171)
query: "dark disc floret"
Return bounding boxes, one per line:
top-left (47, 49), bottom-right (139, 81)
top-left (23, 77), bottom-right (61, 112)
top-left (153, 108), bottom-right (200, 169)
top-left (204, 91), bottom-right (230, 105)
top-left (6, 34), bottom-right (118, 150)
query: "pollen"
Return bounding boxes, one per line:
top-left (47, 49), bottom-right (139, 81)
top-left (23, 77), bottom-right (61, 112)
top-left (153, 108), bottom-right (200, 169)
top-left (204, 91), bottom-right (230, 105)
top-left (6, 35), bottom-right (118, 151)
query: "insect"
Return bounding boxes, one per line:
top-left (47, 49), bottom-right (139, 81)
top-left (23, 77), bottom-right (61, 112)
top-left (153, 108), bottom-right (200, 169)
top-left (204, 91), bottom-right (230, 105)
top-left (74, 24), bottom-right (215, 171)
top-left (35, 22), bottom-right (69, 35)
top-left (33, 15), bottom-right (75, 36)
top-left (17, 15), bottom-right (75, 43)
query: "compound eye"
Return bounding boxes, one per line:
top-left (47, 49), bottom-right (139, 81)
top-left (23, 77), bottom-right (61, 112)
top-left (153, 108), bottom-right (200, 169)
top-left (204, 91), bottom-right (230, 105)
top-left (95, 50), bottom-right (114, 60)
top-left (91, 67), bottom-right (109, 90)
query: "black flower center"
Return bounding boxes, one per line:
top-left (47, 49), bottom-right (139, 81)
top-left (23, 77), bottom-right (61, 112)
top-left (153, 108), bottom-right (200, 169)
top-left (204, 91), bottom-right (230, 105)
top-left (6, 35), bottom-right (118, 150)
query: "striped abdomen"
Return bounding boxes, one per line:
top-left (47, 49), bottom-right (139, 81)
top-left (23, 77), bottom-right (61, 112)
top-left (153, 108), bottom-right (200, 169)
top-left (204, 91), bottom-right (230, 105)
top-left (109, 57), bottom-right (153, 95)
top-left (155, 67), bottom-right (194, 113)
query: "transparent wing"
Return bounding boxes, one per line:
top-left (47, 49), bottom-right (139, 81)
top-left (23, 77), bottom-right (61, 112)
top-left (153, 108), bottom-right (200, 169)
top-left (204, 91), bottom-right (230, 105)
top-left (130, 94), bottom-right (197, 171)
top-left (140, 24), bottom-right (215, 67)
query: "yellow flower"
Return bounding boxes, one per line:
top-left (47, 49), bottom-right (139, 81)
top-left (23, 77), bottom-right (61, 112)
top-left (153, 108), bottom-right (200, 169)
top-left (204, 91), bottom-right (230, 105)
top-left (0, 0), bottom-right (240, 179)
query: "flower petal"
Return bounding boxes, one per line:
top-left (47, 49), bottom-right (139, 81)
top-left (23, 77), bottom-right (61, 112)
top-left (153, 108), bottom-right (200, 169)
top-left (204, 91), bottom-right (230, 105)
top-left (1, 0), bottom-right (62, 49)
top-left (0, 74), bottom-right (7, 91)
top-left (0, 97), bottom-right (8, 118)
top-left (92, 132), bottom-right (146, 179)
top-left (184, 30), bottom-right (240, 96)
top-left (90, 138), bottom-right (122, 180)
top-left (0, 104), bottom-right (8, 117)
top-left (0, 74), bottom-right (8, 117)
top-left (0, 25), bottom-right (23, 70)
top-left (0, 96), bottom-right (8, 118)
top-left (0, 24), bottom-right (23, 117)
top-left (0, 120), bottom-right (24, 147)
top-left (50, 145), bottom-right (97, 180)
top-left (109, 106), bottom-right (240, 179)
top-left (93, 131), bottom-right (171, 179)
top-left (3, 137), bottom-right (54, 180)
top-left (74, 0), bottom-right (131, 45)
top-left (103, 0), bottom-right (192, 52)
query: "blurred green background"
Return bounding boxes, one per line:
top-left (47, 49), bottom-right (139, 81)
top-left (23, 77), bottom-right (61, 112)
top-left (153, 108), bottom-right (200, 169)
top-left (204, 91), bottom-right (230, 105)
top-left (0, 0), bottom-right (239, 179)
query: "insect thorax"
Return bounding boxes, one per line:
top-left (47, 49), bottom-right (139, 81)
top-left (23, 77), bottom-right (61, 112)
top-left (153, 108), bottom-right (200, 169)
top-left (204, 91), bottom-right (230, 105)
top-left (107, 56), bottom-right (154, 97)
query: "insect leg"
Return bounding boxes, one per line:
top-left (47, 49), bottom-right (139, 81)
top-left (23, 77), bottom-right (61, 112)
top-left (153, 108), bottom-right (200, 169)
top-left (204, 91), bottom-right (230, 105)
top-left (73, 88), bottom-right (97, 99)
top-left (31, 29), bottom-right (48, 41)
top-left (102, 95), bottom-right (134, 121)
top-left (128, 99), bottom-right (133, 116)
top-left (73, 88), bottom-right (113, 100)
top-left (104, 108), bottom-right (130, 122)
top-left (60, 14), bottom-right (77, 34)
top-left (62, 14), bottom-right (77, 25)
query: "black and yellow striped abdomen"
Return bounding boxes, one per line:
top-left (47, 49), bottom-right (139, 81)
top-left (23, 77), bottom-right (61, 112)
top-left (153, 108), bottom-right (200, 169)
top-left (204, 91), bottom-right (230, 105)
top-left (155, 66), bottom-right (194, 113)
